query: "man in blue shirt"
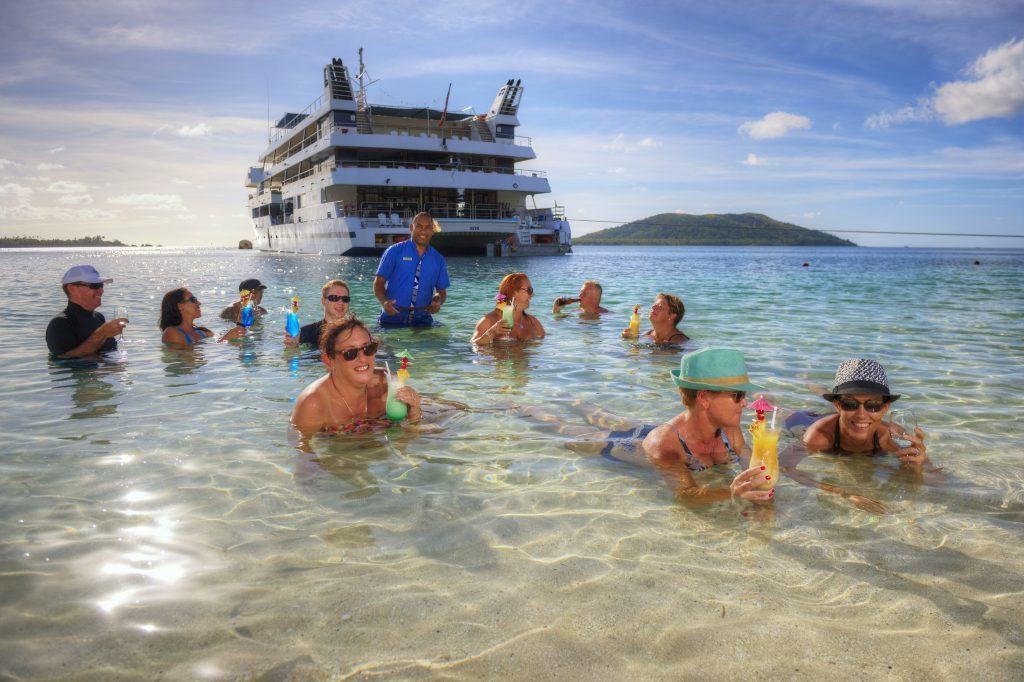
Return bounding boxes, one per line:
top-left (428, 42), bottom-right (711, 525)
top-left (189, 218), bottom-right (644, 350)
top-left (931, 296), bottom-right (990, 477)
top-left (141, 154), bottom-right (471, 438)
top-left (374, 212), bottom-right (450, 326)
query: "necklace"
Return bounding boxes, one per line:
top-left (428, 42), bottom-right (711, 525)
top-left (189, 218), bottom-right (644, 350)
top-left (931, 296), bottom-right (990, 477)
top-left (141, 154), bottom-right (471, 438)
top-left (330, 375), bottom-right (366, 419)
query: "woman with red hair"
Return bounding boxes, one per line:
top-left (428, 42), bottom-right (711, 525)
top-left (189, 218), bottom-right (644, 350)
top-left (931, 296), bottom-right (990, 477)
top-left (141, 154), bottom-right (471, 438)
top-left (471, 272), bottom-right (545, 344)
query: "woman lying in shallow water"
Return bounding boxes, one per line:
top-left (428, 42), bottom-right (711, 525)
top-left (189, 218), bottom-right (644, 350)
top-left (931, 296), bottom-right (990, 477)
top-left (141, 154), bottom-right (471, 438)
top-left (291, 318), bottom-right (422, 434)
top-left (524, 348), bottom-right (773, 505)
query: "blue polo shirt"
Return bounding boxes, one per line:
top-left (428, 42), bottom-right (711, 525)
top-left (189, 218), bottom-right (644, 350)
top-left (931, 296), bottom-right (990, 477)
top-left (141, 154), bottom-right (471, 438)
top-left (375, 239), bottom-right (450, 326)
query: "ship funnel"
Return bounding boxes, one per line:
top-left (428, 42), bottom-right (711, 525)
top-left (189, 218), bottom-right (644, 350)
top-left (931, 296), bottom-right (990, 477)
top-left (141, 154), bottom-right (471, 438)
top-left (323, 58), bottom-right (355, 101)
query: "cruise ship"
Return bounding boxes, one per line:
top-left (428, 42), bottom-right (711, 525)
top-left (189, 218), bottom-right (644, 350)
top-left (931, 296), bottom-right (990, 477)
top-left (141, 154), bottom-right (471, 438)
top-left (245, 52), bottom-right (572, 256)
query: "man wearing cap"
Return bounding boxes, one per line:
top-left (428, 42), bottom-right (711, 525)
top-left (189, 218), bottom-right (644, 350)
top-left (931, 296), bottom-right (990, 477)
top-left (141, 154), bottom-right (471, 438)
top-left (46, 265), bottom-right (128, 358)
top-left (220, 278), bottom-right (269, 323)
top-left (641, 347), bottom-right (774, 504)
top-left (373, 212), bottom-right (449, 327)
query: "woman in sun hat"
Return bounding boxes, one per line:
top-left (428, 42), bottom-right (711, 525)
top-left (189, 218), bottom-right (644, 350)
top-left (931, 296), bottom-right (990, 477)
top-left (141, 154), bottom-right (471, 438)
top-left (519, 348), bottom-right (774, 505)
top-left (640, 347), bottom-right (773, 503)
top-left (802, 359), bottom-right (927, 462)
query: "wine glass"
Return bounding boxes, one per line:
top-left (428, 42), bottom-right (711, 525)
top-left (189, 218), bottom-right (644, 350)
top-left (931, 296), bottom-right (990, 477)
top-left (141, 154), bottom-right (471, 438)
top-left (888, 409), bottom-right (918, 448)
top-left (115, 306), bottom-right (128, 342)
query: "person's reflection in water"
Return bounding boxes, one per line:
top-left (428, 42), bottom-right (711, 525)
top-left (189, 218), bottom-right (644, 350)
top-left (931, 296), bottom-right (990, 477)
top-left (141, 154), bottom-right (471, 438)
top-left (161, 344), bottom-right (208, 377)
top-left (471, 342), bottom-right (534, 394)
top-left (49, 360), bottom-right (124, 420)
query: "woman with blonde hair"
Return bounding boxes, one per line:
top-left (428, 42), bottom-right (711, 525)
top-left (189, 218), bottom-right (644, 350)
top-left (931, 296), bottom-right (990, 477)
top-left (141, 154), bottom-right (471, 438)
top-left (471, 272), bottom-right (545, 344)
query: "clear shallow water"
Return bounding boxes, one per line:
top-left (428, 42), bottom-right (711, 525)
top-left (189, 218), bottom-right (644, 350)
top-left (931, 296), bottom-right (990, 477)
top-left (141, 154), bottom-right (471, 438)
top-left (1, 245), bottom-right (1023, 678)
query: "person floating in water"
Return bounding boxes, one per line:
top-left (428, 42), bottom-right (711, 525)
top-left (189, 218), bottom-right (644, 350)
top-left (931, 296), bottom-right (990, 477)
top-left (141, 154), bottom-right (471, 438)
top-left (159, 288), bottom-right (246, 346)
top-left (621, 293), bottom-right (689, 345)
top-left (374, 213), bottom-right (449, 327)
top-left (802, 359), bottom-right (927, 461)
top-left (291, 318), bottom-right (421, 434)
top-left (552, 280), bottom-right (609, 316)
top-left (471, 272), bottom-right (545, 344)
top-left (523, 348), bottom-right (772, 505)
top-left (220, 278), bottom-right (268, 323)
top-left (46, 265), bottom-right (128, 359)
top-left (285, 279), bottom-right (352, 348)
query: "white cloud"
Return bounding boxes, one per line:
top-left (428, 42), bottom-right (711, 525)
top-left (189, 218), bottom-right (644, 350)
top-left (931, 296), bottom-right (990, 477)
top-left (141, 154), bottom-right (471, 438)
top-left (866, 38), bottom-right (1024, 129)
top-left (742, 153), bottom-right (768, 166)
top-left (58, 194), bottom-right (94, 205)
top-left (107, 193), bottom-right (186, 211)
top-left (604, 133), bottom-right (663, 153)
top-left (865, 98), bottom-right (935, 129)
top-left (933, 37), bottom-right (1024, 124)
top-left (36, 162), bottom-right (63, 171)
top-left (0, 159), bottom-right (17, 168)
top-left (738, 111), bottom-right (811, 139)
top-left (46, 146), bottom-right (65, 154)
top-left (178, 123), bottom-right (212, 137)
top-left (47, 180), bottom-right (87, 194)
top-left (803, 211), bottom-right (821, 220)
top-left (0, 183), bottom-right (33, 198)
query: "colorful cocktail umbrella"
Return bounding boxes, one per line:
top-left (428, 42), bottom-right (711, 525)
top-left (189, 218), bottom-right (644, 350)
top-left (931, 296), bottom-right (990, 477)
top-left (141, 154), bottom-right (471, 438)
top-left (749, 395), bottom-right (776, 422)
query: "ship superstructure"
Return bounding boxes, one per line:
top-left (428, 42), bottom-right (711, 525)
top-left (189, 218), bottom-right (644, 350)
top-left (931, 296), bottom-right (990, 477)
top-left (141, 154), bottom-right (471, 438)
top-left (245, 53), bottom-right (571, 256)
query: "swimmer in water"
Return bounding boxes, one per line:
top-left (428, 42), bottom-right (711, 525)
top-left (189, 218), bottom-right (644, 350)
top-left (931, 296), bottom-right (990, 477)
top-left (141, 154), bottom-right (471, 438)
top-left (621, 293), bottom-right (689, 345)
top-left (159, 288), bottom-right (246, 346)
top-left (471, 272), bottom-right (545, 344)
top-left (524, 348), bottom-right (772, 506)
top-left (291, 318), bottom-right (422, 434)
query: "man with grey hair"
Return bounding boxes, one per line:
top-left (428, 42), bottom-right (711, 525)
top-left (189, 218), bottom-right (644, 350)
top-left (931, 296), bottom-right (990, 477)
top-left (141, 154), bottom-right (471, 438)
top-left (553, 280), bottom-right (609, 316)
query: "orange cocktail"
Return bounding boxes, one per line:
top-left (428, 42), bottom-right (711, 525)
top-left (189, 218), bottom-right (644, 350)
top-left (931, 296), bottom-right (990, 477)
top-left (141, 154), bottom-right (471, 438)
top-left (749, 423), bottom-right (780, 491)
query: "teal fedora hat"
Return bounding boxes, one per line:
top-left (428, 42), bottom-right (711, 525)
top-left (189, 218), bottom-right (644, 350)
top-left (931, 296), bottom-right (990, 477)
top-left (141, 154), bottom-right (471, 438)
top-left (670, 347), bottom-right (763, 392)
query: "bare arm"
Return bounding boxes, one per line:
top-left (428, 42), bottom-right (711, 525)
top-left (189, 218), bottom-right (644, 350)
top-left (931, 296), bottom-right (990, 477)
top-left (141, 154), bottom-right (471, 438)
top-left (471, 312), bottom-right (506, 345)
top-left (373, 276), bottom-right (399, 316)
top-left (780, 442), bottom-right (887, 514)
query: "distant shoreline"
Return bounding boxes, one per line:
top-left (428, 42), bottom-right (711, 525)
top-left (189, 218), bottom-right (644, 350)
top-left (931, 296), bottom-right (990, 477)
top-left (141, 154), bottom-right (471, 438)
top-left (0, 236), bottom-right (157, 248)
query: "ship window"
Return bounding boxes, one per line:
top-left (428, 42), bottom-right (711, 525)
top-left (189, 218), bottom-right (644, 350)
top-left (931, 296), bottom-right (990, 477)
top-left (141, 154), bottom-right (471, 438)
top-left (495, 124), bottom-right (514, 139)
top-left (296, 195), bottom-right (303, 209)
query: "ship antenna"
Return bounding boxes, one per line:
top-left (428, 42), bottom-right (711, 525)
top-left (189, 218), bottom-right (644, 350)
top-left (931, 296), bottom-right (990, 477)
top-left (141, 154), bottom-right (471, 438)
top-left (266, 77), bottom-right (271, 145)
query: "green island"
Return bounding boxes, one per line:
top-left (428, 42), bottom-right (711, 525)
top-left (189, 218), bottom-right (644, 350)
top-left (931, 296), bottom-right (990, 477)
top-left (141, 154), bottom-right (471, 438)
top-left (573, 212), bottom-right (856, 246)
top-left (0, 235), bottom-right (144, 248)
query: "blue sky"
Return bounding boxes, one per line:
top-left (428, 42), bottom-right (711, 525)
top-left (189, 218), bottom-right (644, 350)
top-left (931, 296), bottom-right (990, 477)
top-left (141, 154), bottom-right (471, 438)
top-left (0, 0), bottom-right (1021, 247)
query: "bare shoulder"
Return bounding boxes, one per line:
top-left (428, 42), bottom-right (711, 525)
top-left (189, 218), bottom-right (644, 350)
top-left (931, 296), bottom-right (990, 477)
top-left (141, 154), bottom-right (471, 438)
top-left (643, 422), bottom-right (683, 463)
top-left (292, 377), bottom-right (330, 429)
top-left (803, 414), bottom-right (836, 451)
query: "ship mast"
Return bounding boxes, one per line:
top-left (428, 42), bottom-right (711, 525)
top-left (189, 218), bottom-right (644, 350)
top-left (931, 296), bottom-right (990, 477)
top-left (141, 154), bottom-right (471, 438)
top-left (355, 47), bottom-right (377, 134)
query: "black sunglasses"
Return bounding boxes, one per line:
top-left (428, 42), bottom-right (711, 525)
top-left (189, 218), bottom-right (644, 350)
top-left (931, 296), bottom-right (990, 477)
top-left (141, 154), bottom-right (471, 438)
top-left (183, 295), bottom-right (199, 304)
top-left (837, 397), bottom-right (886, 413)
top-left (522, 286), bottom-right (534, 295)
top-left (336, 341), bottom-right (378, 361)
top-left (73, 282), bottom-right (105, 290)
top-left (325, 294), bottom-right (351, 303)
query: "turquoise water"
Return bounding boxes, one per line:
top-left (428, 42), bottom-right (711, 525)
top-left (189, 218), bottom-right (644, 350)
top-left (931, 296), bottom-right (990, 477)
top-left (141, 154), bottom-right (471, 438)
top-left (1, 245), bottom-right (1023, 677)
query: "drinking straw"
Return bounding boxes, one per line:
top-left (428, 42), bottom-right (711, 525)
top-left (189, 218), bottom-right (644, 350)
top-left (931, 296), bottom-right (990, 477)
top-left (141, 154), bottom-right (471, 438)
top-left (384, 360), bottom-right (393, 380)
top-left (770, 407), bottom-right (777, 430)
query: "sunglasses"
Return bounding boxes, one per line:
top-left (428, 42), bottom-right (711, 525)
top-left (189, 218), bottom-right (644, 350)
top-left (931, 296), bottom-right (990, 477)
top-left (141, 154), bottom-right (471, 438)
top-left (837, 397), bottom-right (886, 413)
top-left (336, 341), bottom-right (378, 361)
top-left (73, 282), bottom-right (104, 290)
top-left (719, 390), bottom-right (746, 403)
top-left (184, 295), bottom-right (199, 304)
top-left (325, 294), bottom-right (351, 303)
top-left (522, 286), bottom-right (534, 295)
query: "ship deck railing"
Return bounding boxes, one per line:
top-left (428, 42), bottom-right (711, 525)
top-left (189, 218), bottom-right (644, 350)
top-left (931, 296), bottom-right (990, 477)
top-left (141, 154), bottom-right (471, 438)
top-left (338, 160), bottom-right (545, 177)
top-left (267, 121), bottom-right (533, 165)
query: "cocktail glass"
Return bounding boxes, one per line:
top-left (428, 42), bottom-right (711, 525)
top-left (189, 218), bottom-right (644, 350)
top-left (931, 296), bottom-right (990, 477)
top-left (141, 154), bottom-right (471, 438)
top-left (749, 426), bottom-right (780, 491)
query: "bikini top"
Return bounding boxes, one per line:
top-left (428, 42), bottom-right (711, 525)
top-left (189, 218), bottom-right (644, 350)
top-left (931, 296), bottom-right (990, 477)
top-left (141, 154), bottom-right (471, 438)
top-left (175, 326), bottom-right (208, 345)
top-left (678, 429), bottom-right (739, 473)
top-left (832, 419), bottom-right (882, 456)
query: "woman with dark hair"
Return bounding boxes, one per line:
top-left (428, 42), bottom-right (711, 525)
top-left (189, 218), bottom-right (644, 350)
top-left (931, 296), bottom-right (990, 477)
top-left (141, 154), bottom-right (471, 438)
top-left (802, 359), bottom-right (927, 462)
top-left (471, 272), bottom-right (545, 344)
top-left (291, 318), bottom-right (421, 433)
top-left (159, 288), bottom-right (245, 346)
